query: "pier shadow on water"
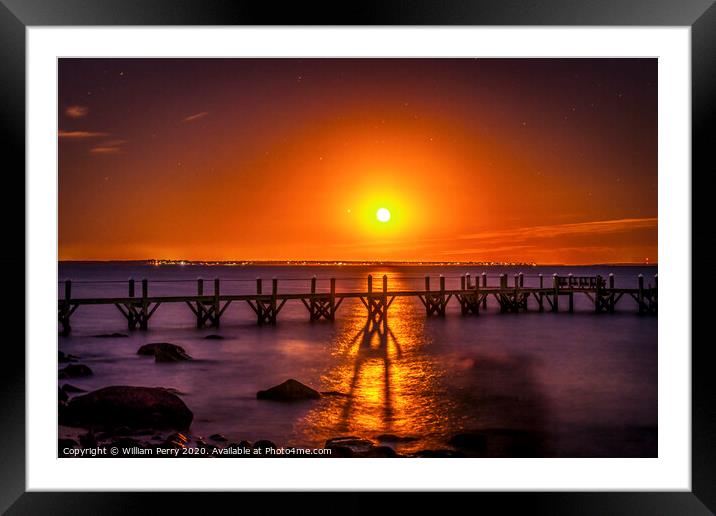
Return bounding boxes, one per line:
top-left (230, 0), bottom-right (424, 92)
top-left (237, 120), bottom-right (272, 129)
top-left (297, 292), bottom-right (553, 456)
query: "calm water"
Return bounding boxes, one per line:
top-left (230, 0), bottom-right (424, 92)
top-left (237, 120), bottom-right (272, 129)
top-left (58, 264), bottom-right (658, 457)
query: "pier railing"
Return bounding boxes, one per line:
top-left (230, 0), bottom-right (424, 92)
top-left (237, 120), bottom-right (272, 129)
top-left (57, 273), bottom-right (657, 335)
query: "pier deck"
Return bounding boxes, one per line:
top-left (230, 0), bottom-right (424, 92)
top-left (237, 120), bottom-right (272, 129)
top-left (57, 273), bottom-right (657, 335)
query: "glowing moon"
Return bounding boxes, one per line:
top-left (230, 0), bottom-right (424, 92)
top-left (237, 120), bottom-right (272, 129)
top-left (376, 208), bottom-right (391, 223)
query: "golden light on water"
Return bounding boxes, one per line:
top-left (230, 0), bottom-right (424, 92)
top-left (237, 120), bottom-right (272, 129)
top-left (297, 273), bottom-right (451, 452)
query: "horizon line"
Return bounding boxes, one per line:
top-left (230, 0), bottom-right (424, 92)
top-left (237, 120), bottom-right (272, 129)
top-left (58, 258), bottom-right (658, 267)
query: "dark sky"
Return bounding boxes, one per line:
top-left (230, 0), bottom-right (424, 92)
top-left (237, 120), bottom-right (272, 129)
top-left (59, 58), bottom-right (657, 264)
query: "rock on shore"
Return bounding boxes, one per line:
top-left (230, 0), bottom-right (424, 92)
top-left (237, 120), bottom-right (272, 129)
top-left (60, 385), bottom-right (193, 430)
top-left (137, 343), bottom-right (192, 362)
top-left (58, 364), bottom-right (93, 379)
top-left (256, 379), bottom-right (321, 401)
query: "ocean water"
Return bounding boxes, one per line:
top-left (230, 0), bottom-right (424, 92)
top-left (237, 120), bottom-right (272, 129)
top-left (58, 263), bottom-right (658, 457)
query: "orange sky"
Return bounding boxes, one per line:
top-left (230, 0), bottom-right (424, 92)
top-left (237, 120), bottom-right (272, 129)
top-left (59, 59), bottom-right (657, 264)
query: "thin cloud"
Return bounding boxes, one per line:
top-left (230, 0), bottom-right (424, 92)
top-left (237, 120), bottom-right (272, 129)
top-left (459, 217), bottom-right (657, 242)
top-left (440, 245), bottom-right (536, 256)
top-left (89, 146), bottom-right (122, 155)
top-left (101, 139), bottom-right (127, 146)
top-left (58, 130), bottom-right (109, 139)
top-left (65, 105), bottom-right (89, 118)
top-left (89, 139), bottom-right (126, 156)
top-left (183, 112), bottom-right (208, 122)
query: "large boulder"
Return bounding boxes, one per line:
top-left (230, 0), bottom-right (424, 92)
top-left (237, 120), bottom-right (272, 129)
top-left (137, 343), bottom-right (192, 362)
top-left (60, 386), bottom-right (193, 430)
top-left (58, 364), bottom-right (93, 379)
top-left (256, 379), bottom-right (321, 401)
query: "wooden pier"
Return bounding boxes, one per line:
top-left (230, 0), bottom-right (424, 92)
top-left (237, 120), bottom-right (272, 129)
top-left (57, 273), bottom-right (657, 335)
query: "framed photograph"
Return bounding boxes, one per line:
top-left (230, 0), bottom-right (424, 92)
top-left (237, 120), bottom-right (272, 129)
top-left (2, 0), bottom-right (711, 512)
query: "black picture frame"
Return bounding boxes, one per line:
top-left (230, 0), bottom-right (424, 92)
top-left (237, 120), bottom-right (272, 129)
top-left (1, 1), bottom-right (711, 513)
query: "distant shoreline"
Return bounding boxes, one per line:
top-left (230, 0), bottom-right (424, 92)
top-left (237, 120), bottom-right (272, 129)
top-left (58, 259), bottom-right (658, 267)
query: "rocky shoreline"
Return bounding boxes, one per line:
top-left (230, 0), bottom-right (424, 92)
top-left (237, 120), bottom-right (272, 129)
top-left (59, 342), bottom-right (540, 458)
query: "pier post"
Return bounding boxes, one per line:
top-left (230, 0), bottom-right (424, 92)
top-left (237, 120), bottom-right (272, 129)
top-left (271, 277), bottom-right (278, 323)
top-left (329, 278), bottom-right (336, 320)
top-left (466, 273), bottom-right (471, 289)
top-left (255, 278), bottom-right (264, 324)
top-left (609, 273), bottom-right (615, 312)
top-left (382, 274), bottom-right (389, 329)
top-left (519, 272), bottom-right (524, 288)
top-left (59, 279), bottom-right (73, 335)
top-left (567, 273), bottom-right (574, 313)
top-left (422, 276), bottom-right (433, 316)
top-left (439, 275), bottom-right (446, 316)
top-left (129, 279), bottom-right (135, 298)
top-left (482, 272), bottom-right (487, 308)
top-left (538, 274), bottom-right (544, 312)
top-left (552, 274), bottom-right (559, 312)
top-left (514, 274), bottom-right (519, 289)
top-left (214, 278), bottom-right (221, 326)
top-left (196, 278), bottom-right (204, 327)
top-left (474, 272), bottom-right (480, 316)
top-left (309, 276), bottom-right (317, 321)
top-left (460, 275), bottom-right (466, 290)
top-left (140, 279), bottom-right (149, 329)
top-left (595, 274), bottom-right (602, 313)
top-left (638, 274), bottom-right (644, 315)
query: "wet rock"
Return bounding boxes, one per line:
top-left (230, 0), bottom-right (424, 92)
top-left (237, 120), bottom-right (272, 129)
top-left (61, 386), bottom-right (194, 430)
top-left (137, 342), bottom-right (188, 356)
top-left (413, 449), bottom-right (465, 458)
top-left (138, 343), bottom-right (192, 362)
top-left (58, 350), bottom-right (79, 363)
top-left (58, 364), bottom-right (93, 379)
top-left (324, 436), bottom-right (375, 454)
top-left (58, 438), bottom-right (78, 452)
top-left (362, 446), bottom-right (399, 458)
top-left (238, 440), bottom-right (252, 450)
top-left (204, 334), bottom-right (224, 340)
top-left (210, 433), bottom-right (228, 442)
top-left (256, 379), bottom-right (321, 401)
top-left (61, 384), bottom-right (86, 393)
top-left (479, 428), bottom-right (542, 457)
top-left (448, 433), bottom-right (488, 453)
top-left (59, 387), bottom-right (69, 403)
top-left (374, 433), bottom-right (418, 443)
top-left (157, 387), bottom-right (186, 396)
top-left (253, 440), bottom-right (278, 454)
top-left (79, 430), bottom-right (97, 448)
top-left (325, 446), bottom-right (353, 457)
top-left (161, 432), bottom-right (189, 449)
top-left (112, 437), bottom-right (142, 448)
top-left (94, 333), bottom-right (128, 338)
top-left (155, 346), bottom-right (192, 362)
